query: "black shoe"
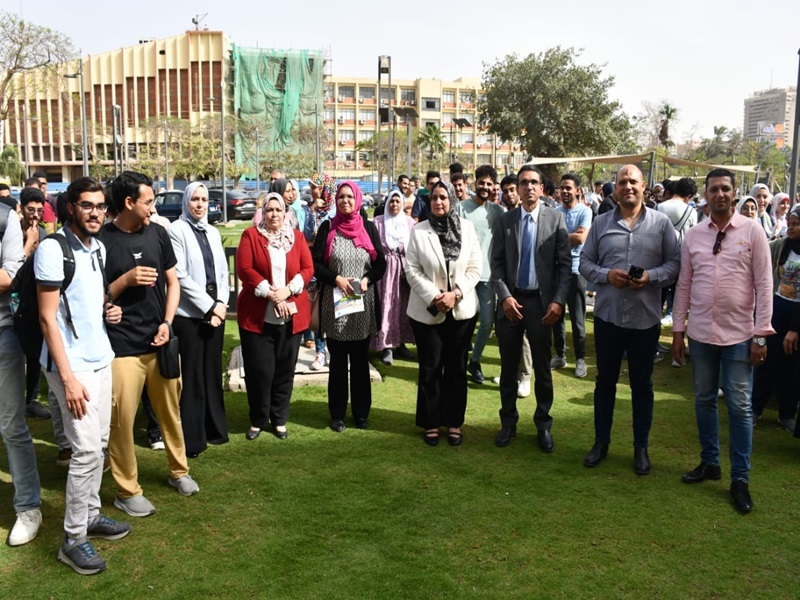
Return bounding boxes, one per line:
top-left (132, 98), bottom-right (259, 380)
top-left (634, 447), bottom-right (651, 475)
top-left (537, 430), bottom-right (554, 453)
top-left (495, 425), bottom-right (516, 447)
top-left (331, 420), bottom-right (346, 433)
top-left (447, 430), bottom-right (463, 447)
top-left (354, 418), bottom-right (368, 430)
top-left (25, 401), bottom-right (52, 420)
top-left (271, 425), bottom-right (288, 440)
top-left (681, 462), bottom-right (721, 484)
top-left (380, 349), bottom-right (393, 366)
top-left (467, 361), bottom-right (485, 384)
top-left (394, 345), bottom-right (416, 361)
top-left (423, 429), bottom-right (439, 446)
top-left (187, 451), bottom-right (200, 459)
top-left (730, 480), bottom-right (753, 513)
top-left (245, 428), bottom-right (261, 440)
top-left (583, 443), bottom-right (609, 468)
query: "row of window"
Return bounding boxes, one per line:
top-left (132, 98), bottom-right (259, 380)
top-left (324, 84), bottom-right (483, 108)
top-left (329, 152), bottom-right (524, 167)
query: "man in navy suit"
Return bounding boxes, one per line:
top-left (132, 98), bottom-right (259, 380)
top-left (491, 165), bottom-right (572, 451)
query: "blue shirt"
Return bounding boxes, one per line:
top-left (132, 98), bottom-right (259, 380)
top-left (556, 203), bottom-right (592, 274)
top-left (34, 227), bottom-right (115, 371)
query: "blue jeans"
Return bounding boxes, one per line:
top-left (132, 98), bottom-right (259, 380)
top-left (470, 282), bottom-right (496, 364)
top-left (0, 327), bottom-right (41, 512)
top-left (593, 318), bottom-right (659, 447)
top-left (688, 338), bottom-right (753, 483)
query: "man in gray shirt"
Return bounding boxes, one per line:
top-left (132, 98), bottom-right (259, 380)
top-left (579, 165), bottom-right (680, 475)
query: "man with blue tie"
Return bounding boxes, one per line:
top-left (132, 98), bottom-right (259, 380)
top-left (491, 165), bottom-right (572, 451)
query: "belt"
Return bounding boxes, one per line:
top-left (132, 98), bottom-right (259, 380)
top-left (513, 288), bottom-right (540, 298)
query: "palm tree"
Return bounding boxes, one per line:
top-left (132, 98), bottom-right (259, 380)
top-left (0, 145), bottom-right (25, 184)
top-left (417, 125), bottom-right (446, 164)
top-left (658, 103), bottom-right (678, 149)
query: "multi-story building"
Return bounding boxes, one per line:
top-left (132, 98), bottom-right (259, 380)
top-left (1, 30), bottom-right (519, 183)
top-left (743, 87), bottom-right (796, 149)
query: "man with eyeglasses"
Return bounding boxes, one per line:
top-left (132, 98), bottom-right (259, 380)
top-left (36, 177), bottom-right (130, 574)
top-left (491, 165), bottom-right (571, 452)
top-left (24, 175), bottom-right (56, 234)
top-left (99, 171), bottom-right (198, 519)
top-left (579, 165), bottom-right (680, 475)
top-left (672, 168), bottom-right (774, 513)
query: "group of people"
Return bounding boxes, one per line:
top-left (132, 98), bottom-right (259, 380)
top-left (1, 160), bottom-right (796, 576)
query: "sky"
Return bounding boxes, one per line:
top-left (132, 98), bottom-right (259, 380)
top-left (6, 0), bottom-right (800, 143)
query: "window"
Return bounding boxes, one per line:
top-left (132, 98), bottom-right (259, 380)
top-left (422, 98), bottom-right (440, 111)
top-left (359, 131), bottom-right (373, 142)
top-left (442, 90), bottom-right (455, 104)
top-left (359, 86), bottom-right (375, 100)
top-left (460, 132), bottom-right (474, 145)
top-left (442, 113), bottom-right (454, 125)
top-left (324, 84), bottom-right (334, 100)
top-left (477, 134), bottom-right (490, 147)
top-left (337, 151), bottom-right (355, 161)
top-left (359, 109), bottom-right (376, 122)
top-left (338, 85), bottom-right (355, 99)
top-left (400, 89), bottom-right (416, 103)
top-left (459, 92), bottom-right (474, 105)
top-left (380, 87), bottom-right (395, 103)
top-left (338, 109), bottom-right (355, 121)
top-left (338, 130), bottom-right (355, 143)
top-left (323, 108), bottom-right (335, 121)
top-left (477, 154), bottom-right (492, 164)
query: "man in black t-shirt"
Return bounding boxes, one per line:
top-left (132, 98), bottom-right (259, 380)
top-left (100, 171), bottom-right (198, 518)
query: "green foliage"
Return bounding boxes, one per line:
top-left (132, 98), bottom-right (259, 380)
top-left (0, 144), bottom-right (24, 183)
top-left (417, 124), bottom-right (447, 170)
top-left (480, 47), bottom-right (633, 160)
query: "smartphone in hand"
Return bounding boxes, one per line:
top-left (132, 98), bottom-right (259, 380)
top-left (628, 265), bottom-right (644, 280)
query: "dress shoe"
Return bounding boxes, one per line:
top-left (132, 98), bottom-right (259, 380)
top-left (730, 480), bottom-right (753, 513)
top-left (583, 443), bottom-right (609, 468)
top-left (271, 425), bottom-right (288, 440)
top-left (467, 361), bottom-right (485, 384)
top-left (537, 430), bottom-right (554, 453)
top-left (394, 345), bottom-right (416, 361)
top-left (423, 429), bottom-right (439, 446)
top-left (634, 447), bottom-right (651, 475)
top-left (681, 462), bottom-right (721, 484)
top-left (381, 349), bottom-right (393, 365)
top-left (354, 418), bottom-right (368, 430)
top-left (495, 425), bottom-right (516, 447)
top-left (330, 419), bottom-right (346, 433)
top-left (245, 428), bottom-right (261, 441)
top-left (447, 430), bottom-right (463, 447)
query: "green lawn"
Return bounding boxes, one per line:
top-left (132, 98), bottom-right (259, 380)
top-left (1, 315), bottom-right (799, 598)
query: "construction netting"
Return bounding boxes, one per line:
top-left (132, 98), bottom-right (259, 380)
top-left (232, 45), bottom-right (324, 174)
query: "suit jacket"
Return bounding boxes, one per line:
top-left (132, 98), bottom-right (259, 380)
top-left (405, 218), bottom-right (481, 324)
top-left (490, 204), bottom-right (572, 308)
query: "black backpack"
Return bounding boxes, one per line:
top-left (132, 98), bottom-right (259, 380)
top-left (12, 234), bottom-right (76, 359)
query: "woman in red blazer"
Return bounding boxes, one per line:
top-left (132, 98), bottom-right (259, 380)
top-left (237, 193), bottom-right (314, 441)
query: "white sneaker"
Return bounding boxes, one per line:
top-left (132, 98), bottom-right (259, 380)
top-left (310, 352), bottom-right (326, 371)
top-left (8, 508), bottom-right (42, 546)
top-left (574, 358), bottom-right (588, 378)
top-left (516, 380), bottom-right (531, 398)
top-left (661, 314), bottom-right (673, 326)
top-left (671, 358), bottom-right (683, 368)
top-left (550, 356), bottom-right (567, 369)
top-left (492, 376), bottom-right (501, 384)
top-left (169, 475), bottom-right (199, 497)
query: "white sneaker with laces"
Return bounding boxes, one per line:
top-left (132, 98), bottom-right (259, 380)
top-left (550, 356), bottom-right (567, 369)
top-left (661, 314), bottom-right (673, 326)
top-left (517, 380), bottom-right (531, 398)
top-left (8, 508), bottom-right (42, 547)
top-left (310, 352), bottom-right (326, 371)
top-left (169, 475), bottom-right (199, 497)
top-left (574, 358), bottom-right (588, 378)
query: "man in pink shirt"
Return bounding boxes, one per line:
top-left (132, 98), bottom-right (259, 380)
top-left (671, 168), bottom-right (775, 514)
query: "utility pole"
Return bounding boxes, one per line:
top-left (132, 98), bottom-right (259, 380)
top-left (163, 120), bottom-right (169, 188)
top-left (789, 47), bottom-right (800, 204)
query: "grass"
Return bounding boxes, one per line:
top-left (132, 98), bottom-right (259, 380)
top-left (1, 315), bottom-right (799, 598)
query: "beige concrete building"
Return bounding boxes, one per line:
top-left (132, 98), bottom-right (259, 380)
top-left (743, 87), bottom-right (796, 149)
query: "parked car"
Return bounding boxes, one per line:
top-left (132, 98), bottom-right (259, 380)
top-left (207, 188), bottom-right (256, 221)
top-left (155, 190), bottom-right (222, 224)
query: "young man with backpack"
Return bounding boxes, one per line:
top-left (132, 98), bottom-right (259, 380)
top-left (0, 184), bottom-right (42, 547)
top-left (36, 177), bottom-right (129, 574)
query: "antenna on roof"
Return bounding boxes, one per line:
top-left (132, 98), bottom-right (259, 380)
top-left (191, 13), bottom-right (208, 30)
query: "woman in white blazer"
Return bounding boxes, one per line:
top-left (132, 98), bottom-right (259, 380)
top-left (406, 180), bottom-right (481, 446)
top-left (168, 182), bottom-right (231, 457)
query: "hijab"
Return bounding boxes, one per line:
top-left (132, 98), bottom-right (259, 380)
top-left (309, 172), bottom-right (335, 212)
top-left (270, 178), bottom-right (291, 200)
top-left (180, 182), bottom-right (209, 230)
top-left (750, 183), bottom-right (771, 212)
top-left (737, 196), bottom-right (757, 217)
top-left (427, 180), bottom-right (462, 261)
top-left (778, 205), bottom-right (800, 266)
top-left (324, 181), bottom-right (377, 263)
top-left (383, 188), bottom-right (411, 251)
top-left (257, 192), bottom-right (295, 252)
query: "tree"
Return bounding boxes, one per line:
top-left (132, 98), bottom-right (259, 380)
top-left (479, 47), bottom-right (632, 165)
top-left (0, 144), bottom-right (24, 183)
top-left (417, 125), bottom-right (446, 169)
top-left (658, 103), bottom-right (678, 149)
top-left (0, 12), bottom-right (76, 141)
top-left (356, 127), bottom-right (420, 175)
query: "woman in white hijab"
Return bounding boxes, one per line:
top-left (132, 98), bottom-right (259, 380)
top-left (168, 182), bottom-right (231, 457)
top-left (370, 188), bottom-right (416, 364)
top-left (750, 183), bottom-right (776, 238)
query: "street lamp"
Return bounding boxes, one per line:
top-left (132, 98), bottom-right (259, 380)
top-left (163, 120), bottom-right (170, 189)
top-left (789, 47), bottom-right (800, 204)
top-left (393, 106), bottom-right (417, 178)
top-left (452, 118), bottom-right (471, 166)
top-left (64, 55), bottom-right (89, 177)
top-left (377, 55), bottom-right (391, 196)
top-left (209, 81), bottom-right (227, 222)
top-left (254, 126), bottom-right (260, 193)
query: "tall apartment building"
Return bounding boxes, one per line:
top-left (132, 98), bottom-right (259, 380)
top-left (743, 87), bottom-right (796, 149)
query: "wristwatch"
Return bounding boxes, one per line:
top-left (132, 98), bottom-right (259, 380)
top-left (454, 289), bottom-right (463, 303)
top-left (753, 337), bottom-right (766, 347)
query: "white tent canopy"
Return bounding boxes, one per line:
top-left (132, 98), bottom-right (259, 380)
top-left (524, 153), bottom-right (758, 174)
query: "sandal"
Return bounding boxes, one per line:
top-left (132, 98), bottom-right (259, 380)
top-left (447, 429), bottom-right (463, 447)
top-left (423, 429), bottom-right (439, 446)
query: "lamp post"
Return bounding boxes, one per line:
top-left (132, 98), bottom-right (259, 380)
top-left (254, 126), bottom-right (260, 193)
top-left (20, 103), bottom-right (30, 179)
top-left (393, 106), bottom-right (418, 178)
top-left (163, 120), bottom-right (170, 189)
top-left (112, 104), bottom-right (123, 177)
top-left (64, 55), bottom-right (89, 177)
top-left (377, 55), bottom-right (391, 196)
top-left (788, 47), bottom-right (800, 204)
top-left (209, 85), bottom-right (227, 223)
top-left (453, 118), bottom-right (472, 167)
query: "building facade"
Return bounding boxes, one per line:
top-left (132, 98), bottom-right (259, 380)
top-left (743, 87), bottom-right (796, 149)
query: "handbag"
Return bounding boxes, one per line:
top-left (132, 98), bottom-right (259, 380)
top-left (157, 322), bottom-right (181, 379)
top-left (308, 281), bottom-right (320, 331)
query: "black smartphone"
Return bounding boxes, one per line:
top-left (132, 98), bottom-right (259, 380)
top-left (426, 303), bottom-right (440, 317)
top-left (351, 279), bottom-right (362, 295)
top-left (628, 265), bottom-right (644, 279)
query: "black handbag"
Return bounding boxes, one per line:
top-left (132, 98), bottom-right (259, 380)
top-left (157, 322), bottom-right (181, 379)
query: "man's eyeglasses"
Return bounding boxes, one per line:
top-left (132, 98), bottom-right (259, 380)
top-left (24, 207), bottom-right (44, 214)
top-left (75, 202), bottom-right (109, 214)
top-left (519, 179), bottom-right (541, 187)
top-left (713, 231), bottom-right (726, 255)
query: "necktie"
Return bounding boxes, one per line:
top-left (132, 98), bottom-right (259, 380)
top-left (518, 213), bottom-right (533, 289)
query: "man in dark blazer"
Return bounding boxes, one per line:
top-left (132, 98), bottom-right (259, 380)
top-left (491, 165), bottom-right (572, 451)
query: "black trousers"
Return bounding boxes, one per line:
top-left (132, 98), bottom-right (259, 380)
top-left (753, 295), bottom-right (800, 420)
top-left (495, 293), bottom-right (554, 430)
top-left (239, 323), bottom-right (300, 430)
top-left (553, 273), bottom-right (587, 360)
top-left (411, 313), bottom-right (477, 430)
top-left (327, 337), bottom-right (371, 421)
top-left (25, 355), bottom-right (41, 404)
top-left (174, 315), bottom-right (228, 454)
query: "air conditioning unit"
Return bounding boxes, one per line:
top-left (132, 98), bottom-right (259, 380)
top-left (359, 119), bottom-right (365, 125)
top-left (496, 141), bottom-right (503, 148)
top-left (410, 100), bottom-right (416, 106)
top-left (359, 98), bottom-right (364, 104)
top-left (459, 143), bottom-right (465, 148)
top-left (346, 161), bottom-right (353, 167)
top-left (339, 140), bottom-right (346, 146)
top-left (338, 117), bottom-right (344, 124)
top-left (338, 96), bottom-right (344, 102)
